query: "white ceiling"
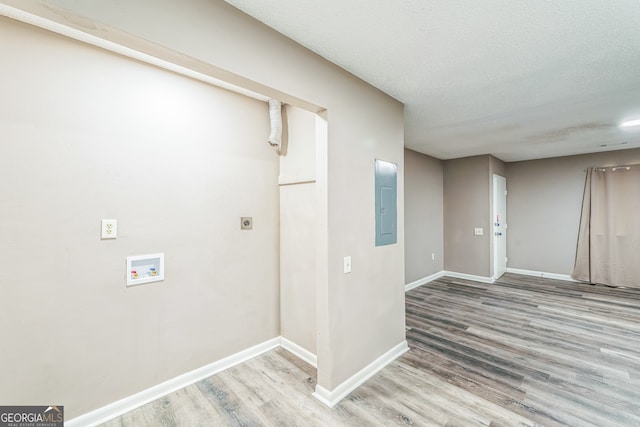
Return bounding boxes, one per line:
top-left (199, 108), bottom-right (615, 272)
top-left (225, 0), bottom-right (640, 162)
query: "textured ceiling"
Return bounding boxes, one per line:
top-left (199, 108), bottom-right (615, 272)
top-left (225, 0), bottom-right (640, 161)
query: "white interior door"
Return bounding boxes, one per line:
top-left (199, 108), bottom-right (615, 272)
top-left (493, 174), bottom-right (507, 279)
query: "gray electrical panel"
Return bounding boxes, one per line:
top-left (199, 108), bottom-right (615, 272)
top-left (375, 159), bottom-right (397, 246)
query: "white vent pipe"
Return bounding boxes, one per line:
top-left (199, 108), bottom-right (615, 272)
top-left (268, 99), bottom-right (282, 152)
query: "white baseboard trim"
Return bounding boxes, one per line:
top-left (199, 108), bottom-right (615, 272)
top-left (65, 337), bottom-right (281, 427)
top-left (443, 271), bottom-right (495, 284)
top-left (405, 271), bottom-right (445, 292)
top-left (506, 268), bottom-right (577, 282)
top-left (280, 337), bottom-right (317, 368)
top-left (312, 340), bottom-right (409, 408)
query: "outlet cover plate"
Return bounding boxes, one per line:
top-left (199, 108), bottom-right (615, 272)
top-left (101, 219), bottom-right (117, 239)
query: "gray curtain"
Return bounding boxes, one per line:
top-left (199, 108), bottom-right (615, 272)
top-left (573, 166), bottom-right (640, 288)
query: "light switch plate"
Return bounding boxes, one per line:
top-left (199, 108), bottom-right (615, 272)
top-left (474, 227), bottom-right (483, 236)
top-left (101, 219), bottom-right (117, 239)
top-left (343, 256), bottom-right (352, 274)
top-left (241, 217), bottom-right (253, 230)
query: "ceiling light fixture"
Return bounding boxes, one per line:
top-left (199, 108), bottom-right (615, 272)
top-left (620, 119), bottom-right (640, 127)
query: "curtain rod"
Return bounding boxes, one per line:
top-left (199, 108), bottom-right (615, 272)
top-left (586, 163), bottom-right (639, 172)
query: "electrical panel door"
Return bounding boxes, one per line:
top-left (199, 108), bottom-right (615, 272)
top-left (375, 159), bottom-right (397, 246)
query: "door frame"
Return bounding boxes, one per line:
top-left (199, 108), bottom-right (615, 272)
top-left (492, 174), bottom-right (507, 280)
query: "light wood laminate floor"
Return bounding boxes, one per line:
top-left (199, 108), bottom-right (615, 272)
top-left (102, 274), bottom-right (640, 426)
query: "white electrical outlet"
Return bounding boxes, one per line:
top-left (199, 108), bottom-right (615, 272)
top-left (474, 227), bottom-right (484, 236)
top-left (343, 256), bottom-right (352, 274)
top-left (431, 253), bottom-right (435, 261)
top-left (101, 219), bottom-right (117, 239)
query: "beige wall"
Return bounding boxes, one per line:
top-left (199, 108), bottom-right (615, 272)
top-left (280, 105), bottom-right (317, 354)
top-left (506, 147), bottom-right (640, 275)
top-left (443, 155), bottom-right (491, 277)
top-left (0, 16), bottom-right (279, 417)
top-left (404, 149), bottom-right (444, 283)
top-left (490, 156), bottom-right (506, 177)
top-left (3, 0), bottom-right (406, 411)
